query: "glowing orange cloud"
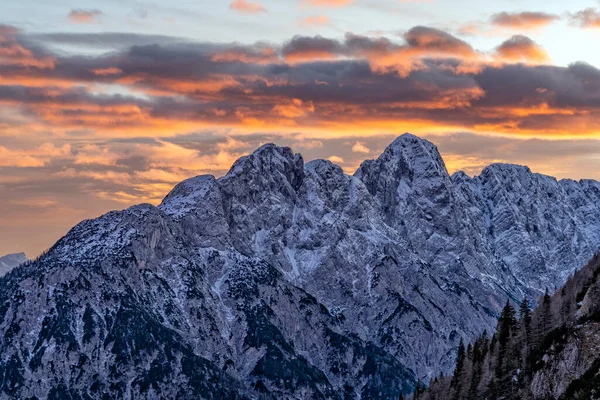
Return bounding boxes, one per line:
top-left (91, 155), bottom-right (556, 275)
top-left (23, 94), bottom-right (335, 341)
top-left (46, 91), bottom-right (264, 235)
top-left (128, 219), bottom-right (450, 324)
top-left (495, 35), bottom-right (550, 63)
top-left (0, 24), bottom-right (597, 145)
top-left (229, 0), bottom-right (266, 14)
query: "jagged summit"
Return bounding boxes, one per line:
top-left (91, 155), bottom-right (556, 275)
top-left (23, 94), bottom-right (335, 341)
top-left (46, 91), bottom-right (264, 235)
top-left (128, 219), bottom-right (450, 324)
top-left (478, 163), bottom-right (536, 184)
top-left (355, 133), bottom-right (448, 182)
top-left (225, 142), bottom-right (303, 178)
top-left (3, 133), bottom-right (600, 399)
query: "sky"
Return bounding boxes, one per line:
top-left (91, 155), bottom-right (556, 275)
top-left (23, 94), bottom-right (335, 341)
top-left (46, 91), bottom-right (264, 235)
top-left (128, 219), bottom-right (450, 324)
top-left (2, 0), bottom-right (600, 257)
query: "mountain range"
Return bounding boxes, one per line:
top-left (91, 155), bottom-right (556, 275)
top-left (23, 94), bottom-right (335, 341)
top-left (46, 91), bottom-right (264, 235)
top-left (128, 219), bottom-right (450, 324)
top-left (1, 133), bottom-right (600, 399)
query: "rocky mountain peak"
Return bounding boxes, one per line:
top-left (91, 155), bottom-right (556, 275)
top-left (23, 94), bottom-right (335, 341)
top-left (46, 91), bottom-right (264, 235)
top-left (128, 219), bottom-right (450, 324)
top-left (0, 252), bottom-right (28, 277)
top-left (384, 133), bottom-right (448, 176)
top-left (354, 133), bottom-right (454, 231)
top-left (220, 143), bottom-right (304, 198)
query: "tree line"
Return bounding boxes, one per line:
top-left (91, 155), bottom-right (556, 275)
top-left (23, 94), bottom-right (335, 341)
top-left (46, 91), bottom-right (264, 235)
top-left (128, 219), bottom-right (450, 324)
top-left (405, 253), bottom-right (600, 399)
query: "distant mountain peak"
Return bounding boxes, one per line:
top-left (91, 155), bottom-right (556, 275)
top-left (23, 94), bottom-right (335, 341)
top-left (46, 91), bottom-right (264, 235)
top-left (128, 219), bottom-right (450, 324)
top-left (0, 252), bottom-right (29, 276)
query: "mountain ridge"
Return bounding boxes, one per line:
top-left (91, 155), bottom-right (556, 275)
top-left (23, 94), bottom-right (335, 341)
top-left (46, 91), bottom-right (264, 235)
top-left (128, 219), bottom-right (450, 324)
top-left (2, 133), bottom-right (600, 398)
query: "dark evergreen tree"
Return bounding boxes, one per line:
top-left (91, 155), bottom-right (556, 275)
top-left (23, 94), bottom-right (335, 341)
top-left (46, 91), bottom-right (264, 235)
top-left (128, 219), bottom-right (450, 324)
top-left (520, 297), bottom-right (532, 344)
top-left (450, 338), bottom-right (466, 398)
top-left (536, 288), bottom-right (553, 346)
top-left (413, 380), bottom-right (426, 400)
top-left (495, 301), bottom-right (519, 399)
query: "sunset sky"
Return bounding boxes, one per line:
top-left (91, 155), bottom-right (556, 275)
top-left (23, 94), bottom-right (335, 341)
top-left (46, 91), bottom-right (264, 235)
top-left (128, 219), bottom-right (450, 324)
top-left (2, 0), bottom-right (600, 257)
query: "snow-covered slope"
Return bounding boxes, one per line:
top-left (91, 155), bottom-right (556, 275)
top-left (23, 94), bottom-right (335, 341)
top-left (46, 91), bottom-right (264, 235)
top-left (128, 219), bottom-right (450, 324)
top-left (1, 134), bottom-right (599, 398)
top-left (0, 252), bottom-right (28, 276)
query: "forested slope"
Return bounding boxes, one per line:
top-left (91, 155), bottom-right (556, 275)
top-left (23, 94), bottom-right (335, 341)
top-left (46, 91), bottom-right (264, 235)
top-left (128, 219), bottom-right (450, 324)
top-left (417, 253), bottom-right (600, 399)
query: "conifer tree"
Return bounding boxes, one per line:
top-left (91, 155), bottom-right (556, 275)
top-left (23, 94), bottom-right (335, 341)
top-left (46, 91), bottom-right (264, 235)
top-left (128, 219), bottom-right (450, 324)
top-left (520, 297), bottom-right (532, 343)
top-left (413, 380), bottom-right (426, 400)
top-left (451, 338), bottom-right (466, 398)
top-left (539, 288), bottom-right (553, 339)
top-left (494, 301), bottom-right (519, 398)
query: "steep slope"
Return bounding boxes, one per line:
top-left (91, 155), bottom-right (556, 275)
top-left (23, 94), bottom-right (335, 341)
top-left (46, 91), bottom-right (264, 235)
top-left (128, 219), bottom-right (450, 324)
top-left (420, 253), bottom-right (600, 400)
top-left (0, 252), bottom-right (28, 277)
top-left (2, 133), bottom-right (600, 398)
top-left (0, 204), bottom-right (413, 399)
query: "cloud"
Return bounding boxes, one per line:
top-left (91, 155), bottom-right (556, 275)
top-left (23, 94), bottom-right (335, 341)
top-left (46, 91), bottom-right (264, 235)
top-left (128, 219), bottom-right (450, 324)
top-left (352, 141), bottom-right (370, 153)
top-left (229, 0), bottom-right (267, 14)
top-left (2, 24), bottom-right (600, 144)
top-left (0, 27), bottom-right (55, 68)
top-left (272, 99), bottom-right (315, 118)
top-left (570, 8), bottom-right (600, 29)
top-left (301, 0), bottom-right (354, 8)
top-left (29, 32), bottom-right (185, 49)
top-left (328, 155), bottom-right (344, 163)
top-left (495, 35), bottom-right (550, 64)
top-left (0, 144), bottom-right (71, 167)
top-left (92, 67), bottom-right (123, 76)
top-left (282, 35), bottom-right (343, 61)
top-left (403, 26), bottom-right (477, 57)
top-left (298, 15), bottom-right (330, 27)
top-left (67, 9), bottom-right (104, 24)
top-left (490, 12), bottom-right (559, 30)
top-left (280, 27), bottom-right (478, 71)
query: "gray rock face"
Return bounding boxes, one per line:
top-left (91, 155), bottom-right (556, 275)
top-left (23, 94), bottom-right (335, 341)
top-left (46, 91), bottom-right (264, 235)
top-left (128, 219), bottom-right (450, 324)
top-left (2, 133), bottom-right (600, 398)
top-left (0, 252), bottom-right (28, 277)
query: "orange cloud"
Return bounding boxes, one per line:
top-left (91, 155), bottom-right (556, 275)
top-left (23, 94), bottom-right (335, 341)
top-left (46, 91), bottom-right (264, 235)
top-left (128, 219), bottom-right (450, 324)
top-left (272, 99), bottom-right (315, 119)
top-left (2, 25), bottom-right (600, 144)
top-left (302, 0), bottom-right (354, 7)
top-left (352, 141), bottom-right (370, 153)
top-left (495, 35), bottom-right (550, 64)
top-left (0, 144), bottom-right (71, 167)
top-left (491, 12), bottom-right (559, 30)
top-left (92, 67), bottom-right (123, 76)
top-left (0, 31), bottom-right (55, 68)
top-left (229, 0), bottom-right (267, 14)
top-left (67, 9), bottom-right (104, 24)
top-left (211, 46), bottom-right (277, 64)
top-left (298, 15), bottom-right (330, 27)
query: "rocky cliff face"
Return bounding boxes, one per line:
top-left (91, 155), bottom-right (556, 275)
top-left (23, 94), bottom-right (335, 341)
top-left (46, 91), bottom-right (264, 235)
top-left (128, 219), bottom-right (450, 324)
top-left (1, 134), bottom-right (600, 399)
top-left (0, 252), bottom-right (28, 277)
